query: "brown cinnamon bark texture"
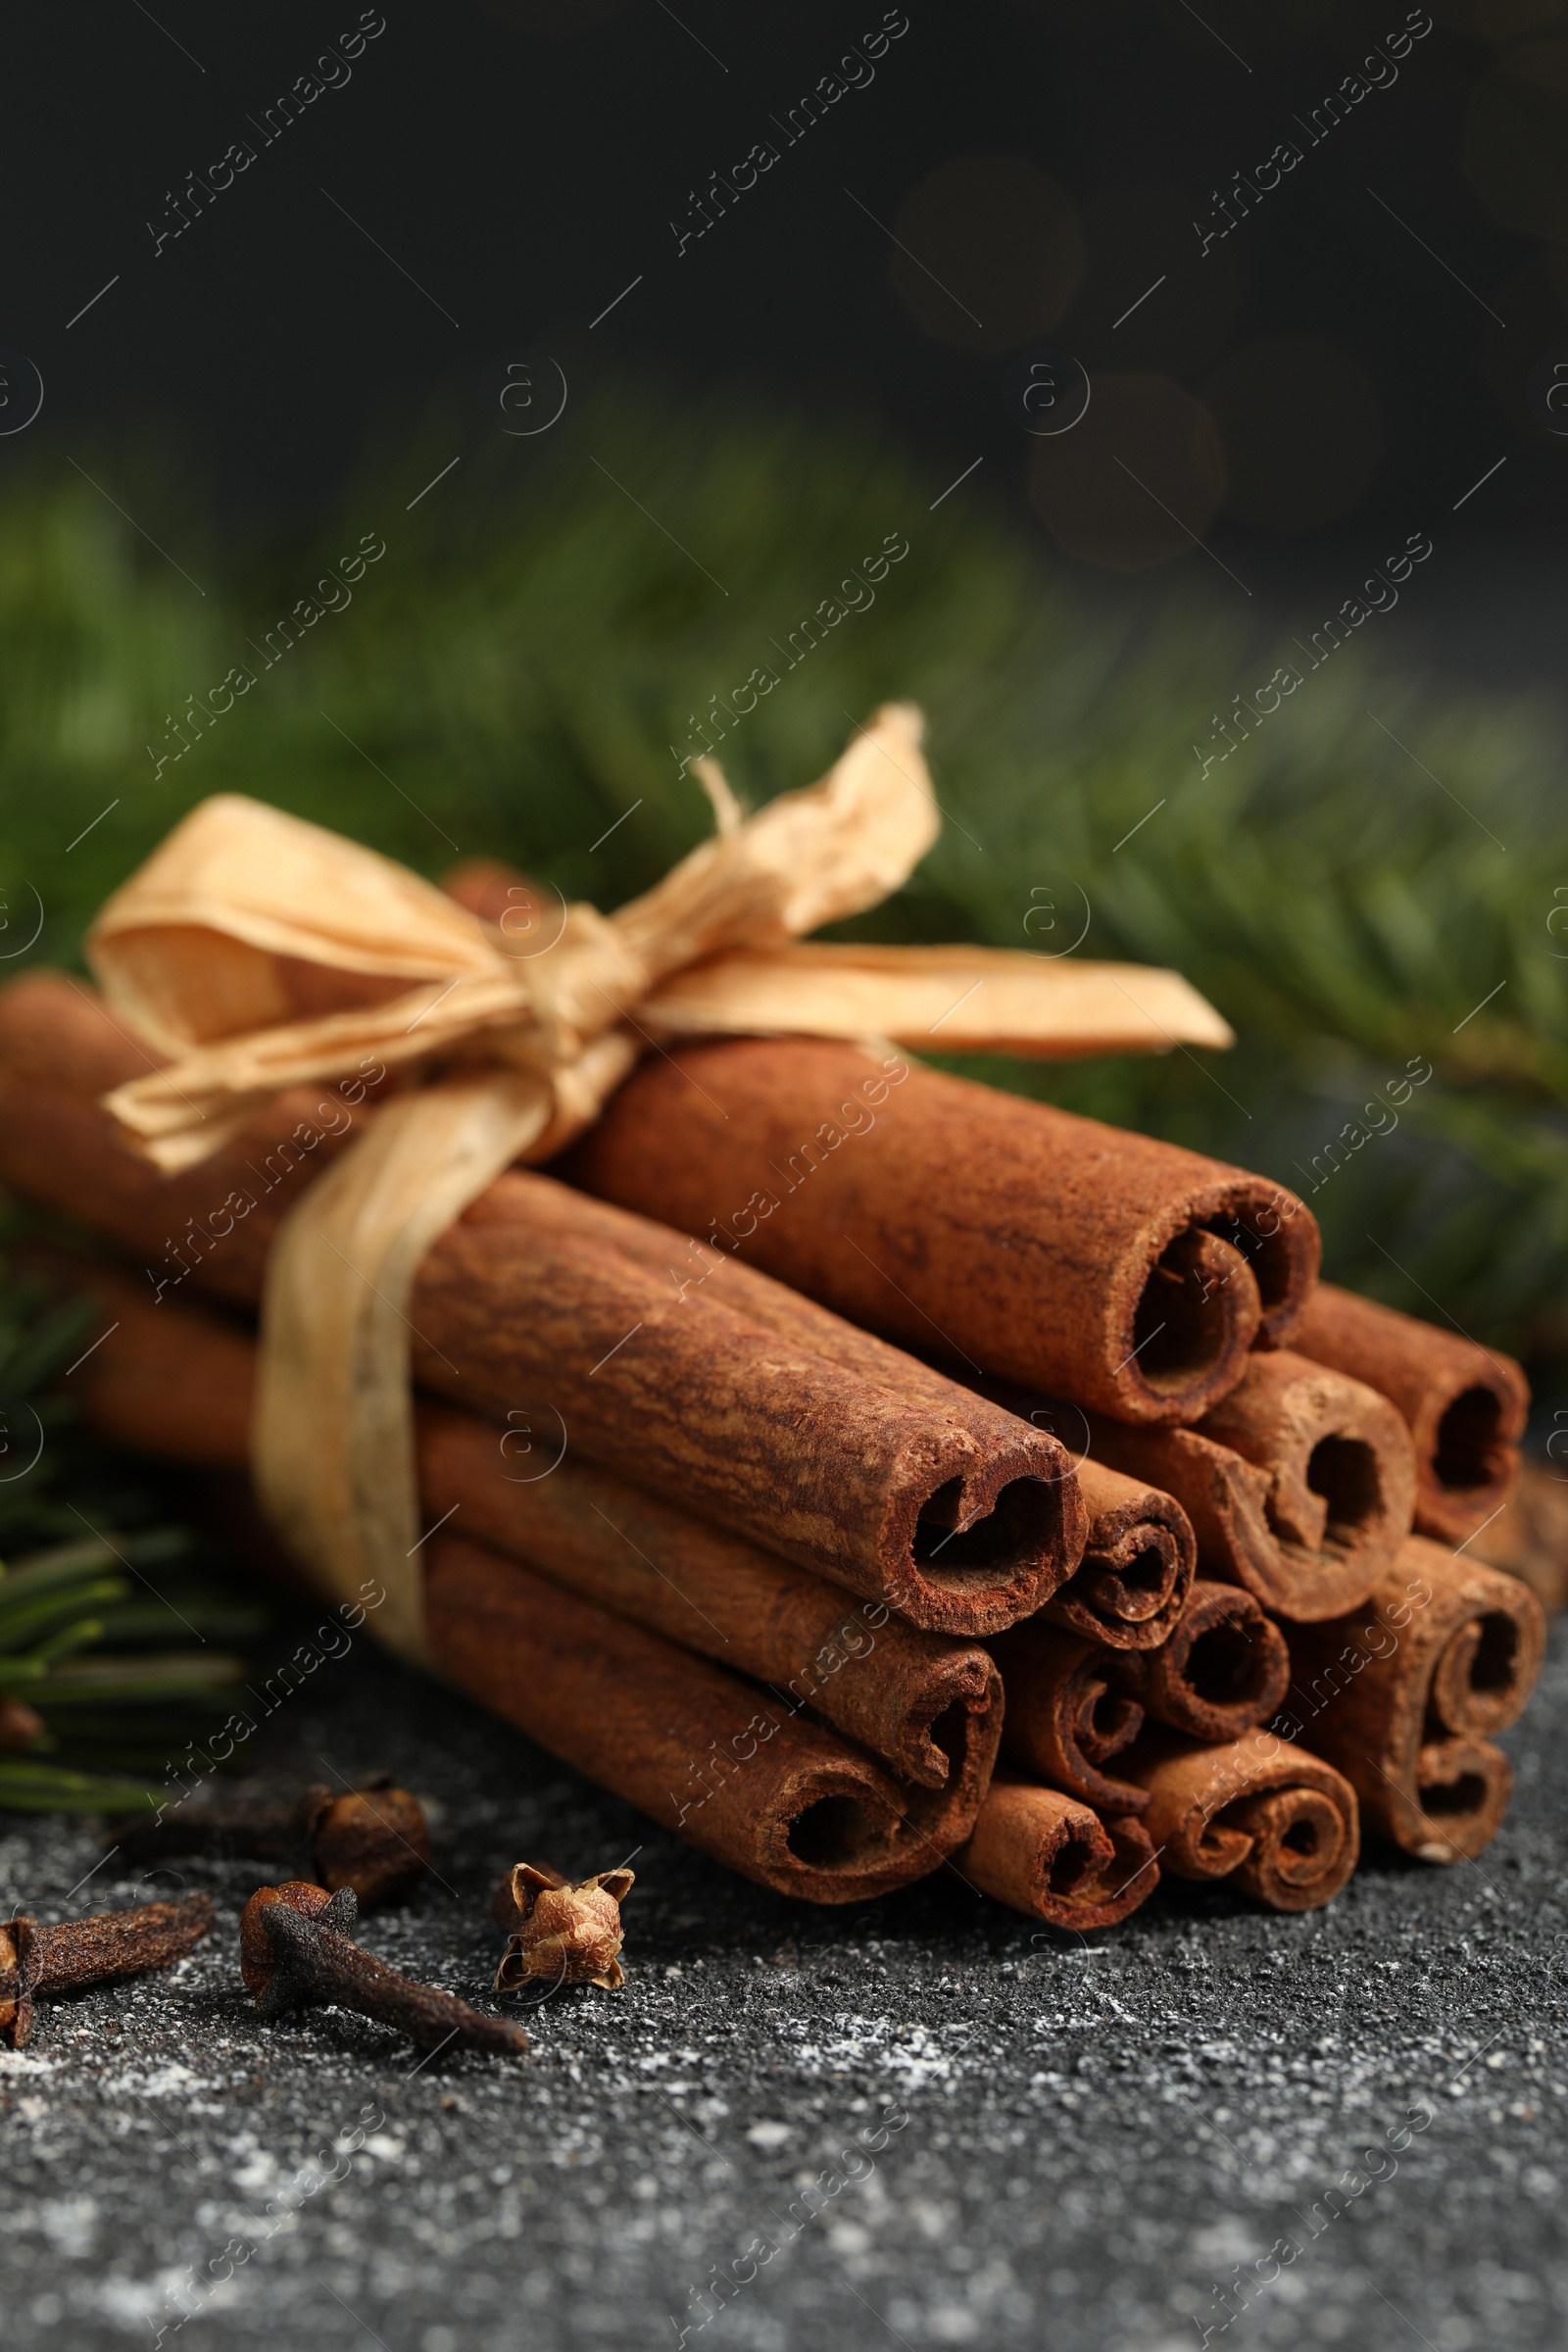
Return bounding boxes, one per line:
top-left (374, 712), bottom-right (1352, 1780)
top-left (1045, 1458), bottom-right (1196, 1649)
top-left (1282, 1535), bottom-right (1545, 1861)
top-left (956, 1779), bottom-right (1158, 1929)
top-left (1292, 1282), bottom-right (1528, 1545)
top-left (987, 1622), bottom-right (1150, 1816)
top-left (417, 1409), bottom-right (1002, 1809)
top-left (988, 1578), bottom-right (1289, 1813)
top-left (51, 1256), bottom-right (1001, 1831)
top-left (1474, 1458), bottom-right (1568, 1617)
top-left (969, 1386), bottom-right (1197, 1648)
top-left (562, 1035), bottom-right (1320, 1423)
top-left (1077, 1350), bottom-right (1418, 1622)
top-left (1109, 1580), bottom-right (1290, 1744)
top-left (424, 1533), bottom-right (957, 1902)
top-left (423, 1180), bottom-right (1082, 1636)
top-left (631, 1286), bottom-right (1181, 1651)
top-left (0, 974), bottom-right (1084, 1637)
top-left (1118, 1730), bottom-right (1360, 1912)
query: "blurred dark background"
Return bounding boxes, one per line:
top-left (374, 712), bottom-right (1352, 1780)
top-left (3, 0), bottom-right (1566, 1383)
top-left (9, 0), bottom-right (1568, 562)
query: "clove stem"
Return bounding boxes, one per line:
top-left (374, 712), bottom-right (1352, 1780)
top-left (243, 1883), bottom-right (525, 2057)
top-left (0, 1891), bottom-right (216, 2048)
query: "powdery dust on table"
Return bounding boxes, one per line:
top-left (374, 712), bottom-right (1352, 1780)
top-left (1, 1622), bottom-right (1564, 2352)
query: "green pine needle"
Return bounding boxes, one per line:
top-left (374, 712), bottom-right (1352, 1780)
top-left (2, 385), bottom-right (1559, 1375)
top-left (0, 1240), bottom-right (270, 1805)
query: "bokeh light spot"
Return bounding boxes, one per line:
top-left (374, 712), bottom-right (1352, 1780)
top-left (890, 157), bottom-right (1084, 354)
top-left (1028, 372), bottom-right (1225, 571)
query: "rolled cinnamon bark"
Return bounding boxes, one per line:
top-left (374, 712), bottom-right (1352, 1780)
top-left (1118, 1729), bottom-right (1360, 1912)
top-left (655, 1292), bottom-right (1189, 1651)
top-left (0, 974), bottom-right (1083, 1637)
top-left (1044, 1458), bottom-right (1196, 1649)
top-left (987, 1623), bottom-right (1150, 1816)
top-left (563, 1035), bottom-right (1320, 1423)
top-left (1474, 1458), bottom-right (1568, 1616)
top-left (1281, 1535), bottom-right (1545, 1861)
top-left (420, 1412), bottom-right (1001, 1814)
top-left (44, 1254), bottom-right (1000, 1828)
top-left (1075, 1351), bottom-right (1417, 1622)
top-left (426, 1180), bottom-right (1082, 1634)
top-left (969, 1387), bottom-right (1197, 1648)
top-left (956, 1779), bottom-right (1157, 1929)
top-left (1110, 1580), bottom-right (1290, 1744)
top-left (989, 1579), bottom-right (1289, 1812)
top-left (425, 1533), bottom-right (946, 1903)
top-left (705, 1302), bottom-right (1190, 1650)
top-left (1292, 1282), bottom-right (1528, 1545)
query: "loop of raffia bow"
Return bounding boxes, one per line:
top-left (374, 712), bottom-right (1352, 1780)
top-left (84, 706), bottom-right (1233, 1661)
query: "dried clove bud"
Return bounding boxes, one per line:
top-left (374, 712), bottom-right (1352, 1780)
top-left (240, 1881), bottom-right (526, 2057)
top-left (0, 1696), bottom-right (45, 1754)
top-left (491, 1861), bottom-right (635, 1993)
top-left (0, 1892), bottom-right (216, 2048)
top-left (303, 1780), bottom-right (431, 1905)
top-left (110, 1774), bottom-right (431, 1905)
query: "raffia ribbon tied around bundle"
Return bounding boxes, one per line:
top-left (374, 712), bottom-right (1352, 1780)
top-left (85, 706), bottom-right (1232, 1659)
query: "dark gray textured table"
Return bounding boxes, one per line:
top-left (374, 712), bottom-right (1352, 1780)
top-left (3, 1614), bottom-right (1564, 2352)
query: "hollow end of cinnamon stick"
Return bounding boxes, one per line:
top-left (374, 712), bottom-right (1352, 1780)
top-left (1224, 1785), bottom-right (1355, 1910)
top-left (1281, 1536), bottom-right (1544, 1860)
top-left (1194, 1350), bottom-right (1418, 1617)
top-left (1404, 1739), bottom-right (1514, 1863)
top-left (1429, 1592), bottom-right (1545, 1740)
top-left (989, 1623), bottom-right (1151, 1817)
top-left (1121, 1225), bottom-right (1264, 1417)
top-left (1292, 1283), bottom-right (1528, 1545)
top-left (966, 1387), bottom-right (1195, 1649)
top-left (1122, 1730), bottom-right (1359, 1913)
top-left (1113, 1580), bottom-right (1291, 1744)
top-left (1032, 1453), bottom-right (1196, 1650)
top-left (425, 1534), bottom-right (961, 1904)
top-left (561, 1036), bottom-right (1319, 1426)
top-left (956, 1778), bottom-right (1158, 1929)
top-left (1084, 1352), bottom-right (1418, 1624)
top-left (891, 1436), bottom-right (1086, 1636)
top-left (815, 1642), bottom-right (1003, 1817)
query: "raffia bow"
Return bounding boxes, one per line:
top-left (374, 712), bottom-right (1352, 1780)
top-left (86, 706), bottom-right (1231, 1659)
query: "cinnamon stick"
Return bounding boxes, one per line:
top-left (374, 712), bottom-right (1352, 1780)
top-left (967, 1385), bottom-right (1197, 1648)
top-left (562, 1035), bottom-right (1320, 1423)
top-left (1046, 1458), bottom-right (1196, 1649)
top-left (1281, 1535), bottom-right (1545, 1861)
top-left (989, 1579), bottom-right (1289, 1812)
top-left (48, 1255), bottom-right (1000, 1832)
top-left (0, 974), bottom-right (1084, 1637)
top-left (424, 1532), bottom-right (952, 1903)
top-left (1474, 1458), bottom-right (1568, 1616)
top-left (1109, 1580), bottom-right (1290, 1743)
top-left (987, 1622), bottom-right (1149, 1817)
top-left (1292, 1282), bottom-right (1528, 1545)
top-left (1117, 1730), bottom-right (1360, 1912)
top-left (418, 1409), bottom-right (1001, 1813)
top-left (683, 1285), bottom-right (1191, 1650)
top-left (1073, 1350), bottom-right (1418, 1621)
top-left (956, 1779), bottom-right (1157, 1930)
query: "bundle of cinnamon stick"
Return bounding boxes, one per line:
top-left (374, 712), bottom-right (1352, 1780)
top-left (0, 960), bottom-right (1547, 1932)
